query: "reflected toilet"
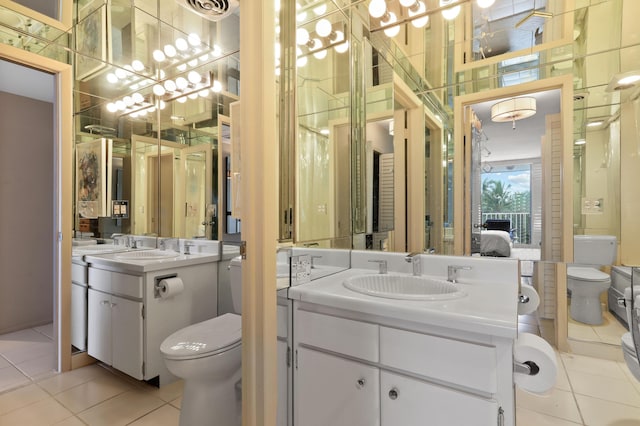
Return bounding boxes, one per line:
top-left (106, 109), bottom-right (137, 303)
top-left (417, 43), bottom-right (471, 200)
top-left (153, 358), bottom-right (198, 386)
top-left (567, 235), bottom-right (617, 325)
top-left (160, 256), bottom-right (243, 426)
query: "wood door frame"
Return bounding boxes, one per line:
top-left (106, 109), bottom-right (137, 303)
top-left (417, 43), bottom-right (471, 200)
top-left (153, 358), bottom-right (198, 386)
top-left (0, 44), bottom-right (74, 371)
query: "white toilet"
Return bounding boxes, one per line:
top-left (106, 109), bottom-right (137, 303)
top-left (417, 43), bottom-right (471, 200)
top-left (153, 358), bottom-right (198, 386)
top-left (622, 287), bottom-right (640, 381)
top-left (567, 235), bottom-right (617, 325)
top-left (161, 256), bottom-right (243, 426)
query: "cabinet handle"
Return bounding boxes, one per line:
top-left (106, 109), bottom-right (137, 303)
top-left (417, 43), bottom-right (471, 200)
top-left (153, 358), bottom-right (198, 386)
top-left (356, 378), bottom-right (365, 389)
top-left (100, 300), bottom-right (110, 306)
top-left (110, 302), bottom-right (117, 308)
top-left (388, 388), bottom-right (399, 400)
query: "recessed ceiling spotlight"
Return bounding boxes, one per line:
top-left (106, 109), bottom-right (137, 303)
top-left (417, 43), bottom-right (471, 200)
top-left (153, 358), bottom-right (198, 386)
top-left (606, 70), bottom-right (640, 91)
top-left (586, 120), bottom-right (603, 127)
top-left (574, 139), bottom-right (586, 145)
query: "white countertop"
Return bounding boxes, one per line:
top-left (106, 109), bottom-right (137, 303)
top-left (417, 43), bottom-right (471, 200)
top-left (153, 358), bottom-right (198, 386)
top-left (288, 268), bottom-right (519, 339)
top-left (85, 250), bottom-right (220, 274)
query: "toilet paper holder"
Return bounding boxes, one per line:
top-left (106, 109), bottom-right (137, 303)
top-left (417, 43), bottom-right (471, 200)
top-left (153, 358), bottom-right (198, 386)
top-left (514, 360), bottom-right (540, 376)
top-left (154, 273), bottom-right (178, 298)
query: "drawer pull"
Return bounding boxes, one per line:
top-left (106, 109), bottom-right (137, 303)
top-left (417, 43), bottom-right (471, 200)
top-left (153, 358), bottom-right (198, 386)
top-left (388, 388), bottom-right (399, 400)
top-left (356, 378), bottom-right (366, 389)
top-left (100, 300), bottom-right (110, 306)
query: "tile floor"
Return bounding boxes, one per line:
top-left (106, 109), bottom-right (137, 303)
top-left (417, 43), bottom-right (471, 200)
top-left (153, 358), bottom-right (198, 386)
top-left (568, 308), bottom-right (628, 346)
top-left (1, 324), bottom-right (640, 425)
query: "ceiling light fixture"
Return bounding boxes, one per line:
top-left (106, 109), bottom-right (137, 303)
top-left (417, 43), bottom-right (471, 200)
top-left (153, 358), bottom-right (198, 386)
top-left (440, 0), bottom-right (460, 20)
top-left (490, 97), bottom-right (537, 129)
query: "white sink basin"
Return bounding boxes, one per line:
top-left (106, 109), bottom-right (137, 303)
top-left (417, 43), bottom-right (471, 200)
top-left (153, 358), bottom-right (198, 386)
top-left (115, 250), bottom-right (181, 260)
top-left (73, 244), bottom-right (123, 255)
top-left (343, 274), bottom-right (466, 301)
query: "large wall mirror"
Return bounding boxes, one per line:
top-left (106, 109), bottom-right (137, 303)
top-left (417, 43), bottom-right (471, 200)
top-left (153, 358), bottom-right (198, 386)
top-left (70, 0), bottom-right (240, 356)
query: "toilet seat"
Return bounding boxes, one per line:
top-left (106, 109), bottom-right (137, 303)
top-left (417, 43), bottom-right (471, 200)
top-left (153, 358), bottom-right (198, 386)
top-left (567, 267), bottom-right (610, 282)
top-left (161, 313), bottom-right (241, 361)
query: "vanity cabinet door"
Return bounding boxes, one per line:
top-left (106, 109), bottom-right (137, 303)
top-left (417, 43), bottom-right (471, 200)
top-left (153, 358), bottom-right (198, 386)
top-left (87, 289), bottom-right (112, 365)
top-left (71, 283), bottom-right (87, 351)
top-left (295, 347), bottom-right (380, 426)
top-left (277, 339), bottom-right (288, 426)
top-left (111, 295), bottom-right (143, 380)
top-left (380, 371), bottom-right (498, 426)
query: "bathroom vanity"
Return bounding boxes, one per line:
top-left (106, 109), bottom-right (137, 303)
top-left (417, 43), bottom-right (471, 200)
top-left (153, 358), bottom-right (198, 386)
top-left (84, 249), bottom-right (220, 385)
top-left (287, 253), bottom-right (521, 426)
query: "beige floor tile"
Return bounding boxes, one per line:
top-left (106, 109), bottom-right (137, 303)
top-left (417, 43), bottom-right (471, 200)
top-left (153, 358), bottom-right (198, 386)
top-left (515, 387), bottom-right (582, 423)
top-left (0, 365), bottom-right (30, 393)
top-left (555, 364), bottom-right (572, 392)
top-left (575, 394), bottom-right (640, 426)
top-left (516, 407), bottom-right (583, 426)
top-left (0, 384), bottom-right (50, 416)
top-left (0, 329), bottom-right (50, 354)
top-left (169, 396), bottom-right (182, 409)
top-left (568, 323), bottom-right (601, 341)
top-left (53, 416), bottom-right (86, 426)
top-left (561, 352), bottom-right (629, 380)
top-left (37, 364), bottom-right (111, 395)
top-left (567, 369), bottom-right (640, 407)
top-left (77, 389), bottom-right (164, 426)
top-left (0, 397), bottom-right (73, 425)
top-left (143, 379), bottom-right (184, 403)
top-left (128, 404), bottom-right (180, 426)
top-left (54, 373), bottom-right (134, 413)
top-left (0, 357), bottom-right (9, 369)
top-left (34, 324), bottom-right (54, 340)
top-left (15, 353), bottom-right (57, 379)
top-left (618, 361), bottom-right (640, 392)
top-left (2, 341), bottom-right (55, 365)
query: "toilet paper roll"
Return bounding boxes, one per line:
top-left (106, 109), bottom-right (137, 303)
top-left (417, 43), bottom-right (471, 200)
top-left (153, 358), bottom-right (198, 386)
top-left (158, 277), bottom-right (184, 299)
top-left (518, 284), bottom-right (540, 315)
top-left (514, 332), bottom-right (557, 395)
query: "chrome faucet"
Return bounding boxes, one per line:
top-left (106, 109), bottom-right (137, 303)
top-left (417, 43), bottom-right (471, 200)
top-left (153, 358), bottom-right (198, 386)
top-left (310, 255), bottom-right (323, 269)
top-left (183, 242), bottom-right (195, 255)
top-left (128, 236), bottom-right (139, 249)
top-left (405, 252), bottom-right (422, 276)
top-left (368, 259), bottom-right (388, 274)
top-left (159, 238), bottom-right (179, 251)
top-left (447, 265), bottom-right (472, 283)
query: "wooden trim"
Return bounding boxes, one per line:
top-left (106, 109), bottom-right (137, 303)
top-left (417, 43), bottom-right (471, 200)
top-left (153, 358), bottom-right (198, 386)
top-left (0, 43), bottom-right (73, 372)
top-left (0, 0), bottom-right (72, 31)
top-left (240, 0), bottom-right (278, 424)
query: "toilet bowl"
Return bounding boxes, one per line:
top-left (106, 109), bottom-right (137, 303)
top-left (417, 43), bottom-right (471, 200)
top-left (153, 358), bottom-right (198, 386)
top-left (567, 266), bottom-right (611, 325)
top-left (567, 235), bottom-right (617, 325)
top-left (161, 256), bottom-right (243, 426)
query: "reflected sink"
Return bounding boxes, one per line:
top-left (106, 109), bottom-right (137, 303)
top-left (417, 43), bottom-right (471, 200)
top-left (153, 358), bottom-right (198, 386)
top-left (114, 250), bottom-right (181, 260)
top-left (343, 274), bottom-right (466, 301)
top-left (73, 244), bottom-right (123, 255)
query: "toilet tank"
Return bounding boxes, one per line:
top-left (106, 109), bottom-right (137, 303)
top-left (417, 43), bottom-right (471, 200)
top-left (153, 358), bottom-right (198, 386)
top-left (230, 256), bottom-right (243, 314)
top-left (574, 235), bottom-right (617, 265)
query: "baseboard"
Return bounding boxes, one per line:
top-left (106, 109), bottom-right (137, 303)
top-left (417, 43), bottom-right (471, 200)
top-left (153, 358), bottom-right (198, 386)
top-left (71, 352), bottom-right (97, 369)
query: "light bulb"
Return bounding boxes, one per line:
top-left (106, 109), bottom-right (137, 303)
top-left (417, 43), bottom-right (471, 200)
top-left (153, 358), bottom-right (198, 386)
top-left (382, 12), bottom-right (400, 37)
top-left (106, 102), bottom-right (118, 112)
top-left (115, 100), bottom-right (126, 110)
top-left (131, 60), bottom-right (144, 71)
top-left (211, 80), bottom-right (222, 93)
top-left (153, 84), bottom-right (166, 96)
top-left (130, 112), bottom-right (138, 118)
top-left (159, 100), bottom-right (166, 110)
top-left (188, 92), bottom-right (198, 99)
top-left (275, 67), bottom-right (281, 76)
top-left (212, 44), bottom-right (222, 57)
top-left (164, 44), bottom-right (177, 58)
top-left (176, 77), bottom-right (189, 90)
top-left (199, 53), bottom-right (209, 62)
top-left (199, 89), bottom-right (210, 97)
top-left (106, 73), bottom-right (118, 84)
top-left (176, 96), bottom-right (187, 103)
top-left (175, 37), bottom-right (189, 51)
top-left (177, 63), bottom-right (187, 72)
top-left (188, 71), bottom-right (202, 84)
top-left (164, 80), bottom-right (177, 92)
top-left (297, 55), bottom-right (308, 67)
top-left (115, 68), bottom-right (127, 79)
top-left (399, 0), bottom-right (415, 7)
top-left (138, 109), bottom-right (147, 116)
top-left (188, 59), bottom-right (198, 67)
top-left (313, 4), bottom-right (327, 15)
top-left (296, 27), bottom-right (310, 45)
top-left (296, 11), bottom-right (307, 22)
top-left (129, 83), bottom-right (139, 90)
top-left (188, 33), bottom-right (201, 47)
top-left (152, 49), bottom-right (166, 62)
top-left (315, 19), bottom-right (332, 37)
top-left (332, 31), bottom-right (349, 53)
top-left (147, 106), bottom-right (156, 113)
top-left (313, 48), bottom-right (327, 59)
top-left (440, 0), bottom-right (460, 20)
top-left (275, 42), bottom-right (281, 59)
top-left (476, 0), bottom-right (495, 8)
top-left (123, 96), bottom-right (134, 107)
top-left (409, 1), bottom-right (428, 28)
top-left (159, 70), bottom-right (166, 79)
top-left (132, 93), bottom-right (144, 104)
top-left (368, 0), bottom-right (386, 18)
